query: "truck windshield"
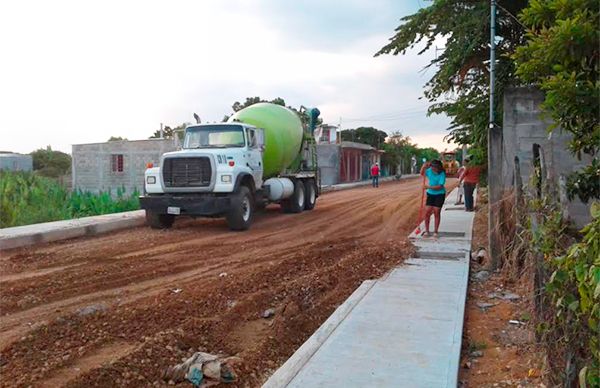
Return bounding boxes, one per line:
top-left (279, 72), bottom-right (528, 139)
top-left (184, 125), bottom-right (245, 148)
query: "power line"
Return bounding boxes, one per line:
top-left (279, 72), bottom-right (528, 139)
top-left (344, 106), bottom-right (429, 122)
top-left (344, 111), bottom-right (429, 123)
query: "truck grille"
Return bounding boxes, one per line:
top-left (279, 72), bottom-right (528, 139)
top-left (162, 157), bottom-right (212, 188)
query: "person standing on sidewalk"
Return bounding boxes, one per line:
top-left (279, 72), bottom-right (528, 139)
top-left (461, 156), bottom-right (483, 212)
top-left (371, 162), bottom-right (380, 188)
top-left (420, 160), bottom-right (446, 238)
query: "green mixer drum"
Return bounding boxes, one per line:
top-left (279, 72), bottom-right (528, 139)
top-left (229, 103), bottom-right (303, 178)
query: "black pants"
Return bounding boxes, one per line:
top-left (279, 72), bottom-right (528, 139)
top-left (464, 182), bottom-right (476, 210)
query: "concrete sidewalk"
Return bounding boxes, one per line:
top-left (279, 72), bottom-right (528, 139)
top-left (263, 188), bottom-right (474, 388)
top-left (0, 176), bottom-right (419, 250)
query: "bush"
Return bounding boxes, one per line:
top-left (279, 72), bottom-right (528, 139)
top-left (0, 171), bottom-right (139, 228)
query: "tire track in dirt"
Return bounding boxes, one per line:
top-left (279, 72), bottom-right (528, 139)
top-left (0, 178), bottom-right (453, 387)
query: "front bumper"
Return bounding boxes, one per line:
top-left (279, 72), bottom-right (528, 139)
top-left (139, 194), bottom-right (231, 216)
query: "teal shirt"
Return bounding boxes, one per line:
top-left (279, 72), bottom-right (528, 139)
top-left (425, 168), bottom-right (446, 195)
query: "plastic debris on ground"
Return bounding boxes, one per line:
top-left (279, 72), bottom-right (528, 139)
top-left (162, 351), bottom-right (237, 386)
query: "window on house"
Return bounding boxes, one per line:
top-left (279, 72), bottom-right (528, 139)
top-left (111, 154), bottom-right (124, 173)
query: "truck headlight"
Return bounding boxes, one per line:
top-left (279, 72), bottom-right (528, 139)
top-left (146, 176), bottom-right (156, 184)
top-left (221, 174), bottom-right (232, 183)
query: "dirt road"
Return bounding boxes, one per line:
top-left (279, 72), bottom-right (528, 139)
top-left (1, 178), bottom-right (434, 387)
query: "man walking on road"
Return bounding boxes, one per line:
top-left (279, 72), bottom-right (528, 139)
top-left (371, 163), bottom-right (380, 188)
top-left (461, 156), bottom-right (483, 212)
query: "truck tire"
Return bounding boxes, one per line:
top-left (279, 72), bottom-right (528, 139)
top-left (304, 179), bottom-right (317, 210)
top-left (146, 211), bottom-right (175, 229)
top-left (282, 180), bottom-right (305, 213)
top-left (226, 186), bottom-right (254, 231)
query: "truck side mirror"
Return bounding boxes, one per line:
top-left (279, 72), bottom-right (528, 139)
top-left (256, 128), bottom-right (266, 151)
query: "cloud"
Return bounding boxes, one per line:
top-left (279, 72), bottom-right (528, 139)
top-left (0, 0), bottom-right (454, 154)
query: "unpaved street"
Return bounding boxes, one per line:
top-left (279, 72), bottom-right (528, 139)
top-left (0, 178), bottom-right (438, 387)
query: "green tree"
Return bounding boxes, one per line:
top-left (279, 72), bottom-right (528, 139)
top-left (30, 146), bottom-right (71, 178)
top-left (376, 0), bottom-right (528, 158)
top-left (416, 147), bottom-right (440, 163)
top-left (150, 124), bottom-right (186, 141)
top-left (382, 132), bottom-right (420, 174)
top-left (340, 127), bottom-right (388, 149)
top-left (229, 96), bottom-right (321, 129)
top-left (107, 136), bottom-right (127, 141)
top-left (514, 0), bottom-right (599, 202)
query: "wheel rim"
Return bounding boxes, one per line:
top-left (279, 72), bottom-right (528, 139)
top-left (309, 184), bottom-right (316, 204)
top-left (242, 197), bottom-right (251, 222)
top-left (297, 186), bottom-right (305, 207)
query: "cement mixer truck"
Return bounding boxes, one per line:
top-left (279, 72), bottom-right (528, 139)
top-left (139, 103), bottom-right (321, 231)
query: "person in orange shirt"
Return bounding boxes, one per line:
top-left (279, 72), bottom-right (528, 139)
top-left (460, 156), bottom-right (484, 212)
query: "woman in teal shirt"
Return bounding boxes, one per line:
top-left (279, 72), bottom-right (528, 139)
top-left (419, 160), bottom-right (446, 237)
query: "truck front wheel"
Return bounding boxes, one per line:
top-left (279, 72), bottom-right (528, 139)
top-left (146, 211), bottom-right (175, 229)
top-left (226, 186), bottom-right (254, 231)
top-left (282, 180), bottom-right (305, 213)
top-left (304, 179), bottom-right (317, 210)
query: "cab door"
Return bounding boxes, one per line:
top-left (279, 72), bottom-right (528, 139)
top-left (246, 128), bottom-right (264, 187)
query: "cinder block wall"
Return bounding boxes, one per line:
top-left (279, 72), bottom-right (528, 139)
top-left (316, 144), bottom-right (341, 186)
top-left (0, 154), bottom-right (33, 171)
top-left (72, 139), bottom-right (178, 195)
top-left (502, 86), bottom-right (592, 227)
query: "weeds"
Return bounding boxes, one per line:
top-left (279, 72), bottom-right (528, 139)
top-left (0, 171), bottom-right (139, 228)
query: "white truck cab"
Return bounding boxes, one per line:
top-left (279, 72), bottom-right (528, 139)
top-left (144, 123), bottom-right (264, 195)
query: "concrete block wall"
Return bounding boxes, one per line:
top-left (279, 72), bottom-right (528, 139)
top-left (0, 154), bottom-right (33, 172)
top-left (72, 139), bottom-right (178, 195)
top-left (502, 86), bottom-right (592, 227)
top-left (316, 144), bottom-right (341, 186)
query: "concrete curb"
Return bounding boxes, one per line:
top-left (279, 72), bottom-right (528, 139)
top-left (321, 174), bottom-right (418, 193)
top-left (262, 280), bottom-right (376, 388)
top-left (0, 210), bottom-right (146, 250)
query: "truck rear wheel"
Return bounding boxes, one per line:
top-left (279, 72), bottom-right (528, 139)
top-left (282, 180), bottom-right (305, 213)
top-left (146, 211), bottom-right (175, 229)
top-left (304, 179), bottom-right (317, 210)
top-left (226, 186), bottom-right (254, 231)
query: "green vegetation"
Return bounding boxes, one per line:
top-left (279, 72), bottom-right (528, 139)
top-left (30, 146), bottom-right (72, 178)
top-left (0, 171), bottom-right (139, 228)
top-left (514, 0), bottom-right (599, 203)
top-left (545, 204), bottom-right (600, 386)
top-left (149, 124), bottom-right (186, 141)
top-left (375, 0), bottom-right (528, 160)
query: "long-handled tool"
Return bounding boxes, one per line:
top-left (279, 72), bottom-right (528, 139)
top-left (414, 175), bottom-right (427, 235)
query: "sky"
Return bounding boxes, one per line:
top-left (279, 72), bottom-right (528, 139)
top-left (0, 0), bottom-right (455, 154)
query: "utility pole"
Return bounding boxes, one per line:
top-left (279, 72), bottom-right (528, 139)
top-left (488, 0), bottom-right (502, 270)
top-left (159, 123), bottom-right (164, 139)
